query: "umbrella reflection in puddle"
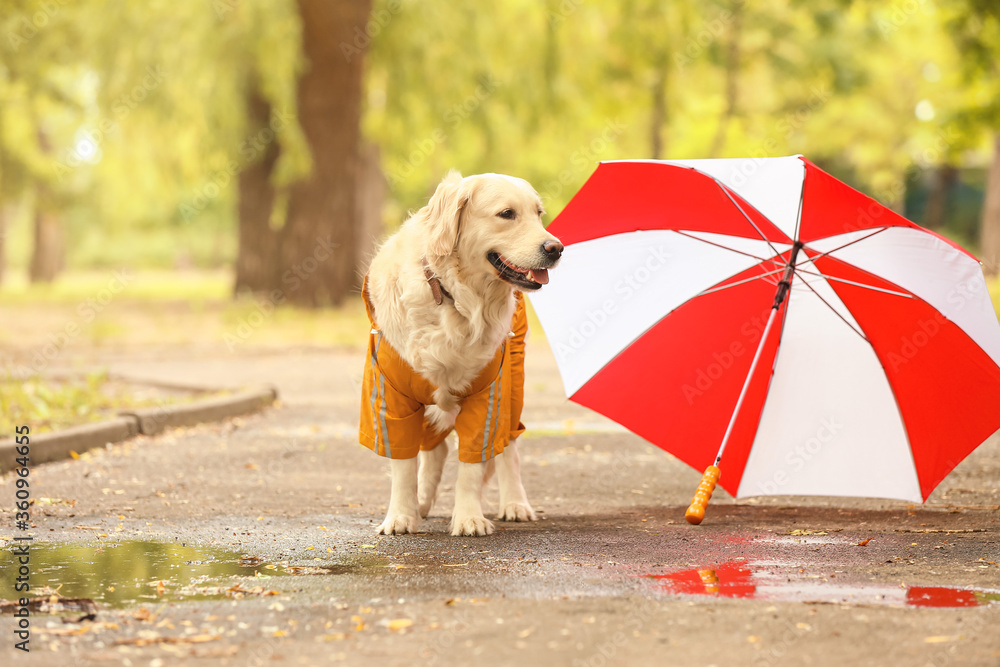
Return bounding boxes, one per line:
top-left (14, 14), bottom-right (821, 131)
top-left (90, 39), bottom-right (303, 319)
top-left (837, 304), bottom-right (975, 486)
top-left (645, 560), bottom-right (1000, 607)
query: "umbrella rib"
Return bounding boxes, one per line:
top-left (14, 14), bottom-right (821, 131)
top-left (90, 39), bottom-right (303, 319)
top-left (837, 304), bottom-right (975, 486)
top-left (673, 231), bottom-right (778, 264)
top-left (794, 267), bottom-right (915, 298)
top-left (797, 228), bottom-right (889, 268)
top-left (697, 268), bottom-right (787, 297)
top-left (793, 270), bottom-right (870, 342)
top-left (712, 179), bottom-right (785, 260)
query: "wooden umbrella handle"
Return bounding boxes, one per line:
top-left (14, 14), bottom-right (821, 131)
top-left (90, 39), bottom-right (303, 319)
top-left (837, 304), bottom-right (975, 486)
top-left (685, 466), bottom-right (721, 525)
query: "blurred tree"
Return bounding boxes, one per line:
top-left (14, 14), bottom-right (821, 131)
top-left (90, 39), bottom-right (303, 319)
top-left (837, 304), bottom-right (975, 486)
top-left (277, 0), bottom-right (371, 306)
top-left (235, 85), bottom-right (282, 293)
top-left (0, 0), bottom-right (85, 283)
top-left (943, 0), bottom-right (1000, 272)
top-left (984, 135), bottom-right (1000, 273)
top-left (235, 0), bottom-right (372, 306)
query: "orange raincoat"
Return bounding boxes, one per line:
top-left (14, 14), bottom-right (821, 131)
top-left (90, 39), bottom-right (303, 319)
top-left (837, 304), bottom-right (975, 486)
top-left (359, 279), bottom-right (527, 464)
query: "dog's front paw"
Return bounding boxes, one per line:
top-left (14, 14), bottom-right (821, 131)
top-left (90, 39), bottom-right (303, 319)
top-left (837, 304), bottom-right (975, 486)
top-left (377, 513), bottom-right (420, 535)
top-left (450, 514), bottom-right (494, 537)
top-left (497, 501), bottom-right (537, 522)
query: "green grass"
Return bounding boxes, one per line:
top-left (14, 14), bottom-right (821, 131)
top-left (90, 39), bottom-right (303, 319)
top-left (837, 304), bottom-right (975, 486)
top-left (0, 372), bottom-right (197, 434)
top-left (0, 269), bottom-right (231, 304)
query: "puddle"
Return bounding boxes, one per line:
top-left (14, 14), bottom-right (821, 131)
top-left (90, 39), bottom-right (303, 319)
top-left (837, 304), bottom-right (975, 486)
top-left (1, 541), bottom-right (378, 610)
top-left (646, 560), bottom-right (1000, 608)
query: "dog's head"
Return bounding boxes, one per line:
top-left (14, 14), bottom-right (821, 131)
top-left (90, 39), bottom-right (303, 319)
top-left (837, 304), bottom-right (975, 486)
top-left (418, 171), bottom-right (563, 291)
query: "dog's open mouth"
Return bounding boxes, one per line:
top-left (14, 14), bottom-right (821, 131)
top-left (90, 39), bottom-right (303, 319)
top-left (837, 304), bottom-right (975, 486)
top-left (487, 252), bottom-right (549, 290)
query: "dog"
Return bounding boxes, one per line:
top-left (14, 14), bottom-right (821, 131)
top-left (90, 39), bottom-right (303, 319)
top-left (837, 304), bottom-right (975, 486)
top-left (359, 171), bottom-right (562, 536)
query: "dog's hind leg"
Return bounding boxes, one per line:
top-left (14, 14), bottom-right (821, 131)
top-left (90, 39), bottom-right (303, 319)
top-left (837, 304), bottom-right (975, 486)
top-left (451, 461), bottom-right (494, 536)
top-left (417, 439), bottom-right (449, 518)
top-left (495, 439), bottom-right (537, 522)
top-left (377, 458), bottom-right (420, 535)
top-left (418, 405), bottom-right (456, 517)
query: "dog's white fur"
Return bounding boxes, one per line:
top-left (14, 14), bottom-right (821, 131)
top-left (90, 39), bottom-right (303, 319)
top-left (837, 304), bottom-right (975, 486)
top-left (367, 171), bottom-right (560, 536)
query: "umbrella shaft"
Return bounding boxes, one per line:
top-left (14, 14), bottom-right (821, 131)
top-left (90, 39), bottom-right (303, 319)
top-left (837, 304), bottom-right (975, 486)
top-left (713, 306), bottom-right (779, 465)
top-left (772, 241), bottom-right (803, 309)
top-left (714, 242), bottom-right (802, 466)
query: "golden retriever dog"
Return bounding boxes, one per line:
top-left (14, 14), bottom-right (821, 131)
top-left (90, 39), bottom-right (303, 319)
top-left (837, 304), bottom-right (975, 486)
top-left (362, 171), bottom-right (562, 536)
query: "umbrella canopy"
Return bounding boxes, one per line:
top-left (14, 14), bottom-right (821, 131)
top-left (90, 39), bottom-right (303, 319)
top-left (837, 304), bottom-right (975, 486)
top-left (529, 156), bottom-right (1000, 504)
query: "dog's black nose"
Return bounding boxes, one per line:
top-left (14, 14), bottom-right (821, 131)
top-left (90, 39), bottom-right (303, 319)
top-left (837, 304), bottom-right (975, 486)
top-left (542, 240), bottom-right (564, 261)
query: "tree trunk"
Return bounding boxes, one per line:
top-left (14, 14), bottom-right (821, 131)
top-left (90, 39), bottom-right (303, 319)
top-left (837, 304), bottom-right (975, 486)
top-left (0, 205), bottom-right (8, 286)
top-left (29, 187), bottom-right (64, 283)
top-left (649, 58), bottom-right (668, 159)
top-left (234, 87), bottom-right (281, 294)
top-left (30, 128), bottom-right (64, 283)
top-left (923, 164), bottom-right (957, 230)
top-left (708, 2), bottom-right (743, 158)
top-left (981, 133), bottom-right (1000, 276)
top-left (279, 0), bottom-right (370, 307)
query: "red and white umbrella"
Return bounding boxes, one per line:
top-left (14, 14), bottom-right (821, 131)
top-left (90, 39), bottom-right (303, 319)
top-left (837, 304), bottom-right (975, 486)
top-left (528, 156), bottom-right (1000, 522)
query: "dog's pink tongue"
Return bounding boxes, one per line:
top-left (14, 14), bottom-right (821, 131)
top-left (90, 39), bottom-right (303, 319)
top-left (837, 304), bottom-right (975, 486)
top-left (529, 268), bottom-right (549, 284)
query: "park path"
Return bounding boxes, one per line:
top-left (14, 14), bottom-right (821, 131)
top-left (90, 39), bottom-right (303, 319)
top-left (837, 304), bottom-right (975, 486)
top-left (2, 337), bottom-right (999, 666)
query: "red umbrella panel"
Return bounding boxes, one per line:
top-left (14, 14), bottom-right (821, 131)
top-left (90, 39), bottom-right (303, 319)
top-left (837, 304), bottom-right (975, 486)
top-left (528, 157), bottom-right (1000, 507)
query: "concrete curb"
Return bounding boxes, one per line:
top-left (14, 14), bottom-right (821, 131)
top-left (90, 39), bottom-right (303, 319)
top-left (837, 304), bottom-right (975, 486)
top-left (0, 387), bottom-right (277, 474)
top-left (120, 387), bottom-right (278, 436)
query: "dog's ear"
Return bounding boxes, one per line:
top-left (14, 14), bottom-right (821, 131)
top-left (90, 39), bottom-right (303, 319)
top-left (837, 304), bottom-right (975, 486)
top-left (419, 170), bottom-right (470, 258)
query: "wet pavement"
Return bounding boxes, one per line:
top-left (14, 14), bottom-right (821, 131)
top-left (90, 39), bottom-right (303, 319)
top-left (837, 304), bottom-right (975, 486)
top-left (2, 342), bottom-right (999, 665)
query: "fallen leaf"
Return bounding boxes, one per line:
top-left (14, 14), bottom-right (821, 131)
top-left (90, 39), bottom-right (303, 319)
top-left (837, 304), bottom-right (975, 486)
top-left (132, 607), bottom-right (154, 622)
top-left (387, 619), bottom-right (413, 632)
top-left (858, 538), bottom-right (872, 546)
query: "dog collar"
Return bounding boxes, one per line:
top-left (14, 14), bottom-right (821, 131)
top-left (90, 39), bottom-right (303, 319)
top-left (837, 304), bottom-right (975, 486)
top-left (422, 258), bottom-right (453, 305)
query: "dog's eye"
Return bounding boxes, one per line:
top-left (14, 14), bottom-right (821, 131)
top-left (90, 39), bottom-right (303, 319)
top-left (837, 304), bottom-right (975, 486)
top-left (498, 209), bottom-right (516, 220)
top-left (537, 210), bottom-right (544, 217)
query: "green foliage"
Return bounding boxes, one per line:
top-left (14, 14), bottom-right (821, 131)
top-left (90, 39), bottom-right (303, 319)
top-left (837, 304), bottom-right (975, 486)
top-left (363, 0), bottom-right (998, 225)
